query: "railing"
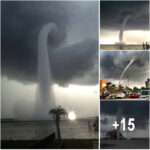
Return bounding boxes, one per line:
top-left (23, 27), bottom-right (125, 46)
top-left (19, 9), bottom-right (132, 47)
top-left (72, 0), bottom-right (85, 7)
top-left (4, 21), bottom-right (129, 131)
top-left (31, 132), bottom-right (55, 148)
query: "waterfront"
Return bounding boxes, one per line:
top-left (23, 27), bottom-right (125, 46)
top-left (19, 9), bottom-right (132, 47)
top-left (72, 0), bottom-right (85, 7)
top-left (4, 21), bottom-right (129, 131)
top-left (1, 119), bottom-right (98, 140)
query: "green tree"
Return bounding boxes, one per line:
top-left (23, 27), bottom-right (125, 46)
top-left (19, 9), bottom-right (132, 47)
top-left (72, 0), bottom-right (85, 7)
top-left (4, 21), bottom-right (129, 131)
top-left (118, 84), bottom-right (124, 91)
top-left (141, 87), bottom-right (147, 90)
top-left (125, 86), bottom-right (132, 92)
top-left (111, 84), bottom-right (116, 90)
top-left (106, 82), bottom-right (112, 92)
top-left (106, 82), bottom-right (112, 89)
top-left (49, 106), bottom-right (67, 140)
top-left (133, 87), bottom-right (139, 91)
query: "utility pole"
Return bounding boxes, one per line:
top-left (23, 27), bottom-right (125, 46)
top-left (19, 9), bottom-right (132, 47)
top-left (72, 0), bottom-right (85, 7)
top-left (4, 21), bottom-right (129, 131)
top-left (127, 75), bottom-right (129, 87)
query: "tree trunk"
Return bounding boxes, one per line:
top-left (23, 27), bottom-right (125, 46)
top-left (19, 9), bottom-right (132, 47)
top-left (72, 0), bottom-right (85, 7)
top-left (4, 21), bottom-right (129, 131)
top-left (56, 113), bottom-right (61, 140)
top-left (56, 121), bottom-right (61, 140)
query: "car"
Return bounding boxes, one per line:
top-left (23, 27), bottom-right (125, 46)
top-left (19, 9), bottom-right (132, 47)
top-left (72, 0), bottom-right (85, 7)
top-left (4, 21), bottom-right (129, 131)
top-left (140, 90), bottom-right (150, 100)
top-left (109, 93), bottom-right (117, 99)
top-left (116, 92), bottom-right (125, 99)
top-left (101, 90), bottom-right (110, 99)
top-left (125, 91), bottom-right (132, 97)
top-left (129, 91), bottom-right (139, 98)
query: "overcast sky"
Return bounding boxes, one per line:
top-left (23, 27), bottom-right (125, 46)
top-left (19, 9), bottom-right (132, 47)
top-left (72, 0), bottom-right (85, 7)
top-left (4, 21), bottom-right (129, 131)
top-left (100, 51), bottom-right (150, 88)
top-left (101, 101), bottom-right (149, 138)
top-left (100, 1), bottom-right (149, 44)
top-left (1, 1), bottom-right (98, 119)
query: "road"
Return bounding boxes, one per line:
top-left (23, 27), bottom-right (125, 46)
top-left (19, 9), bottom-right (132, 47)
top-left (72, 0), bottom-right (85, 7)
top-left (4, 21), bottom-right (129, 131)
top-left (100, 138), bottom-right (149, 149)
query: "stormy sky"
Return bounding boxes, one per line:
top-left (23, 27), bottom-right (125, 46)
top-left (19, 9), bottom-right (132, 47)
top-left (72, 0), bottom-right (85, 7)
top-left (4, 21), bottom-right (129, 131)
top-left (1, 1), bottom-right (98, 119)
top-left (100, 51), bottom-right (150, 88)
top-left (100, 101), bottom-right (149, 138)
top-left (2, 1), bottom-right (98, 86)
top-left (100, 1), bottom-right (149, 44)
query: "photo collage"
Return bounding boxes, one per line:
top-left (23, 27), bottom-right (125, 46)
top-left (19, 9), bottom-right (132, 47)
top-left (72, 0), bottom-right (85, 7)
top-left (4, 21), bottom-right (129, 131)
top-left (1, 0), bottom-right (150, 149)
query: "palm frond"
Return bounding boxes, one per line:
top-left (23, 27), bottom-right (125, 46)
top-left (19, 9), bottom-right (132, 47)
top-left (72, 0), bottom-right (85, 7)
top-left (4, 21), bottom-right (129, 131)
top-left (49, 106), bottom-right (67, 120)
top-left (49, 109), bottom-right (56, 115)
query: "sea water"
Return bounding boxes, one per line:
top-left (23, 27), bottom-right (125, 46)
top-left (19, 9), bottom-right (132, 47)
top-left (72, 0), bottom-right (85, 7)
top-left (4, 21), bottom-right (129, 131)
top-left (1, 119), bottom-right (98, 140)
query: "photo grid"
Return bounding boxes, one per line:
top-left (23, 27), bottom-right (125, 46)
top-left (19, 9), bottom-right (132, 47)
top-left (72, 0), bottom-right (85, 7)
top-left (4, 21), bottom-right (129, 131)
top-left (1, 1), bottom-right (99, 149)
top-left (100, 0), bottom-right (150, 149)
top-left (1, 0), bottom-right (150, 149)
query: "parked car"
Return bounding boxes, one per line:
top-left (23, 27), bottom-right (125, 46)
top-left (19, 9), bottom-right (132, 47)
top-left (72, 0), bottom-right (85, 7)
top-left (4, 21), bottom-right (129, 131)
top-left (116, 92), bottom-right (125, 99)
top-left (129, 91), bottom-right (140, 98)
top-left (140, 90), bottom-right (150, 100)
top-left (109, 93), bottom-right (117, 99)
top-left (101, 90), bottom-right (110, 99)
top-left (125, 91), bottom-right (132, 97)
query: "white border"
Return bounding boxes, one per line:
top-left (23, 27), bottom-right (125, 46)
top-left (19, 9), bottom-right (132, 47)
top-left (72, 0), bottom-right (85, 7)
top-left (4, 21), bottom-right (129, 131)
top-left (98, 0), bottom-right (100, 149)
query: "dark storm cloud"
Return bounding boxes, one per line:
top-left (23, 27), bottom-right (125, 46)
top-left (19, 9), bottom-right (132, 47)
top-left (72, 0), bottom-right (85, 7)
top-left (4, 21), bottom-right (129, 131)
top-left (100, 1), bottom-right (149, 30)
top-left (100, 51), bottom-right (149, 82)
top-left (100, 101), bottom-right (149, 129)
top-left (51, 39), bottom-right (98, 86)
top-left (1, 1), bottom-right (98, 86)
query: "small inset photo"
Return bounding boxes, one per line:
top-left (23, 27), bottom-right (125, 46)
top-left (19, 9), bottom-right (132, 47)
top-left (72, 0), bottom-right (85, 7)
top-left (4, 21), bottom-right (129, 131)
top-left (100, 1), bottom-right (150, 50)
top-left (100, 51), bottom-right (150, 100)
top-left (100, 101), bottom-right (150, 149)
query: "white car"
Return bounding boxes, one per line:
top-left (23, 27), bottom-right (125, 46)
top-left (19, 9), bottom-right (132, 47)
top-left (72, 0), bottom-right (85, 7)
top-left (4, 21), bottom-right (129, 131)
top-left (140, 90), bottom-right (150, 100)
top-left (116, 92), bottom-right (125, 99)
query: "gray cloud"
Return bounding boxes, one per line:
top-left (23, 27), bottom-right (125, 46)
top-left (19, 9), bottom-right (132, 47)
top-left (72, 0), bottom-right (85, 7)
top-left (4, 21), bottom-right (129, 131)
top-left (101, 118), bottom-right (108, 125)
top-left (100, 101), bottom-right (149, 129)
top-left (100, 51), bottom-right (149, 84)
top-left (51, 39), bottom-right (98, 86)
top-left (100, 1), bottom-right (149, 30)
top-left (2, 1), bottom-right (98, 86)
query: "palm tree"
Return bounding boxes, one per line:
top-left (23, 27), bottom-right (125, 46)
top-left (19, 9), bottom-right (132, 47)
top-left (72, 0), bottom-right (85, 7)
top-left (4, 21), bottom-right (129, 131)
top-left (106, 82), bottom-right (112, 89)
top-left (133, 86), bottom-right (139, 92)
top-left (141, 87), bottom-right (147, 90)
top-left (49, 106), bottom-right (67, 140)
top-left (112, 84), bottom-right (116, 91)
top-left (118, 84), bottom-right (124, 91)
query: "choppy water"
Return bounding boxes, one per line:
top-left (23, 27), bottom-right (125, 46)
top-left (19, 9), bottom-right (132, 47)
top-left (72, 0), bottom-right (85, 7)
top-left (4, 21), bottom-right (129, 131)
top-left (1, 119), bottom-right (98, 140)
top-left (100, 45), bottom-right (150, 50)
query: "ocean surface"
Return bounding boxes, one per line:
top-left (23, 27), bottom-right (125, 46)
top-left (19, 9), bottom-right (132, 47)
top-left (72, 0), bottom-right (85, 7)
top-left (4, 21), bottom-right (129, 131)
top-left (1, 119), bottom-right (98, 140)
top-left (100, 45), bottom-right (150, 50)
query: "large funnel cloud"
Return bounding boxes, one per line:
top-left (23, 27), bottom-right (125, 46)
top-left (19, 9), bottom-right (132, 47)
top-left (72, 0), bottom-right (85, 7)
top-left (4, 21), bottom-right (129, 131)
top-left (119, 11), bottom-right (135, 43)
top-left (116, 107), bottom-right (123, 131)
top-left (100, 51), bottom-right (149, 82)
top-left (35, 23), bottom-right (57, 120)
top-left (118, 58), bottom-right (135, 85)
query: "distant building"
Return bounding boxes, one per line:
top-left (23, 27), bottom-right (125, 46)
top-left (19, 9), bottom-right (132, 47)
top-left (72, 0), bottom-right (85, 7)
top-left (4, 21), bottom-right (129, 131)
top-left (145, 78), bottom-right (150, 88)
top-left (100, 78), bottom-right (107, 90)
top-left (100, 78), bottom-right (107, 97)
top-left (105, 130), bottom-right (124, 139)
